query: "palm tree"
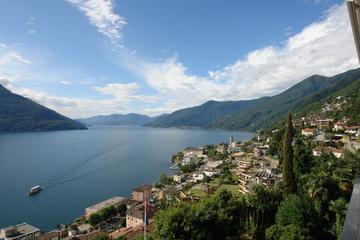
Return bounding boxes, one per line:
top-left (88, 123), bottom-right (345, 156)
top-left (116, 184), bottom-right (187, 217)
top-left (330, 198), bottom-right (347, 239)
top-left (305, 172), bottom-right (329, 203)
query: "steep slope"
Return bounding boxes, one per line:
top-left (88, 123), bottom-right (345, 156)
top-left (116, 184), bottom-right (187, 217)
top-left (146, 68), bottom-right (360, 131)
top-left (145, 98), bottom-right (269, 128)
top-left (78, 113), bottom-right (154, 126)
top-left (0, 84), bottom-right (87, 132)
top-left (211, 68), bottom-right (360, 131)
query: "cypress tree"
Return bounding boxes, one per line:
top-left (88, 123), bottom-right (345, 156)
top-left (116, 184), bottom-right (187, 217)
top-left (282, 112), bottom-right (296, 193)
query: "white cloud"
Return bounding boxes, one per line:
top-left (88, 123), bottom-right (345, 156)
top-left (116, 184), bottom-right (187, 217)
top-left (66, 0), bottom-right (127, 47)
top-left (2, 2), bottom-right (357, 118)
top-left (128, 4), bottom-right (358, 113)
top-left (0, 52), bottom-right (32, 65)
top-left (2, 81), bottom-right (156, 118)
top-left (95, 82), bottom-right (159, 103)
top-left (60, 80), bottom-right (72, 85)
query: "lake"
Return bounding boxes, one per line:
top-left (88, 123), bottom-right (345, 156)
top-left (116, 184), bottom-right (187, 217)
top-left (0, 126), bottom-right (253, 230)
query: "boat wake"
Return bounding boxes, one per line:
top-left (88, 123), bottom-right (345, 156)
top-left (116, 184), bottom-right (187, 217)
top-left (41, 142), bottom-right (131, 189)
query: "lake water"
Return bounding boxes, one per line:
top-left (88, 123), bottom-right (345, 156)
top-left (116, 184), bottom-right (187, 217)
top-left (0, 126), bottom-right (253, 230)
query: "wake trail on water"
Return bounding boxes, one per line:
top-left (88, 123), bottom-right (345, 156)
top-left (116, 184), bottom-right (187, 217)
top-left (41, 142), bottom-right (132, 189)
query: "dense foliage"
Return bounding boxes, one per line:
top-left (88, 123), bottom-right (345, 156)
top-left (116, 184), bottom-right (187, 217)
top-left (282, 113), bottom-right (296, 193)
top-left (153, 134), bottom-right (360, 239)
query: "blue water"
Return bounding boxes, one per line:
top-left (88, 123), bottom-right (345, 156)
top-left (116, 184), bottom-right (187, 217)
top-left (0, 126), bottom-right (252, 230)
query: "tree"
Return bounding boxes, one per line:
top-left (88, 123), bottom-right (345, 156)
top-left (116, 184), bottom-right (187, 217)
top-left (266, 224), bottom-right (310, 240)
top-left (154, 190), bottom-right (244, 240)
top-left (329, 198), bottom-right (347, 239)
top-left (116, 203), bottom-right (127, 217)
top-left (93, 235), bottom-right (110, 240)
top-left (282, 113), bottom-right (296, 193)
top-left (88, 213), bottom-right (102, 226)
top-left (99, 206), bottom-right (116, 220)
top-left (159, 174), bottom-right (173, 186)
top-left (293, 138), bottom-right (313, 179)
top-left (275, 195), bottom-right (318, 231)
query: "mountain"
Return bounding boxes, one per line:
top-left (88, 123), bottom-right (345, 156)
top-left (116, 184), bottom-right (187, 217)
top-left (78, 113), bottom-right (155, 126)
top-left (146, 68), bottom-right (360, 131)
top-left (145, 99), bottom-right (269, 128)
top-left (0, 84), bottom-right (87, 132)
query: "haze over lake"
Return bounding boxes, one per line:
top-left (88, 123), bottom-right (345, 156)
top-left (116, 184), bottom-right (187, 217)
top-left (0, 126), bottom-right (253, 229)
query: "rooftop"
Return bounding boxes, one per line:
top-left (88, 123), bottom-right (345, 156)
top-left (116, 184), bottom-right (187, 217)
top-left (133, 185), bottom-right (152, 192)
top-left (86, 196), bottom-right (126, 212)
top-left (0, 223), bottom-right (40, 238)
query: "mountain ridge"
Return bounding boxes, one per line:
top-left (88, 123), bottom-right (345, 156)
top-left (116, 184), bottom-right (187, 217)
top-left (0, 84), bottom-right (87, 132)
top-left (146, 68), bottom-right (360, 131)
top-left (78, 113), bottom-right (158, 126)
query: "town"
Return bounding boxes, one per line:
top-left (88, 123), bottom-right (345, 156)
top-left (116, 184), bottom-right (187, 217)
top-left (1, 95), bottom-right (359, 240)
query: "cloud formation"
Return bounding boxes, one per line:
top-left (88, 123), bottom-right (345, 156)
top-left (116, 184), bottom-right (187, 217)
top-left (66, 0), bottom-right (127, 47)
top-left (1, 2), bottom-right (359, 118)
top-left (129, 4), bottom-right (358, 113)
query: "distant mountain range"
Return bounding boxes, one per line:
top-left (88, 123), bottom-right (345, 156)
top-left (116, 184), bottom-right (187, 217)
top-left (2, 68), bottom-right (359, 133)
top-left (146, 68), bottom-right (360, 131)
top-left (78, 113), bottom-right (164, 126)
top-left (0, 84), bottom-right (87, 132)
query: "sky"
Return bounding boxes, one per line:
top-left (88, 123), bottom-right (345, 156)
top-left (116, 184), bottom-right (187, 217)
top-left (0, 0), bottom-right (358, 118)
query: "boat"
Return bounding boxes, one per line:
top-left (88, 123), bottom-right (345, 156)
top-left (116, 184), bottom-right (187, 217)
top-left (28, 185), bottom-right (42, 196)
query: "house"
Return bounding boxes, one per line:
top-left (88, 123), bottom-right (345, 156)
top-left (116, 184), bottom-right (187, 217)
top-left (316, 118), bottom-right (333, 129)
top-left (182, 147), bottom-right (204, 158)
top-left (238, 161), bottom-right (252, 171)
top-left (203, 170), bottom-right (219, 177)
top-left (313, 147), bottom-right (343, 158)
top-left (301, 128), bottom-right (316, 136)
top-left (345, 126), bottom-right (360, 136)
top-left (132, 185), bottom-right (152, 202)
top-left (41, 229), bottom-right (68, 240)
top-left (109, 222), bottom-right (154, 240)
top-left (85, 196), bottom-right (126, 219)
top-left (126, 203), bottom-right (155, 228)
top-left (173, 174), bottom-right (186, 183)
top-left (231, 152), bottom-right (245, 159)
top-left (181, 155), bottom-right (198, 165)
top-left (191, 172), bottom-right (205, 182)
top-left (334, 121), bottom-right (347, 131)
top-left (216, 144), bottom-right (227, 154)
top-left (70, 230), bottom-right (106, 240)
top-left (205, 160), bottom-right (223, 170)
top-left (0, 224), bottom-right (41, 240)
top-left (254, 171), bottom-right (278, 188)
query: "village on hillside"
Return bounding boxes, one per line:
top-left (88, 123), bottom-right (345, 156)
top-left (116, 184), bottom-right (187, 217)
top-left (2, 95), bottom-right (358, 240)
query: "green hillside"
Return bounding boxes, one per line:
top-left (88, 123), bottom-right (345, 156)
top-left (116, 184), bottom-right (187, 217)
top-left (0, 84), bottom-right (87, 132)
top-left (146, 68), bottom-right (360, 131)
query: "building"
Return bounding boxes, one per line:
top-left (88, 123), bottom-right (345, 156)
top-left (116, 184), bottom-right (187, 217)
top-left (109, 222), bottom-right (154, 240)
top-left (173, 174), bottom-right (186, 183)
top-left (41, 229), bottom-right (68, 240)
top-left (191, 172), bottom-right (205, 182)
top-left (131, 185), bottom-right (152, 202)
top-left (182, 147), bottom-right (204, 158)
top-left (301, 128), bottom-right (316, 136)
top-left (0, 223), bottom-right (41, 240)
top-left (345, 126), bottom-right (360, 136)
top-left (313, 147), bottom-right (343, 158)
top-left (205, 160), bottom-right (223, 171)
top-left (334, 121), bottom-right (347, 131)
top-left (85, 196), bottom-right (126, 219)
top-left (126, 203), bottom-right (155, 228)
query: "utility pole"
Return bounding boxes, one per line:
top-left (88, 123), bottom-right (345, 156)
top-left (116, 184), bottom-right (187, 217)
top-left (347, 0), bottom-right (360, 63)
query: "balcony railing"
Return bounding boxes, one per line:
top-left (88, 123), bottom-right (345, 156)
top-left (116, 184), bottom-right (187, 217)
top-left (341, 177), bottom-right (360, 239)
